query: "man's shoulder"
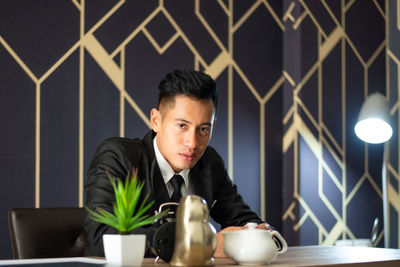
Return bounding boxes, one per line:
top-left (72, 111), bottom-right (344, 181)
top-left (97, 136), bottom-right (146, 151)
top-left (97, 131), bottom-right (154, 151)
top-left (94, 131), bottom-right (155, 159)
top-left (202, 145), bottom-right (224, 166)
top-left (90, 134), bottom-right (155, 170)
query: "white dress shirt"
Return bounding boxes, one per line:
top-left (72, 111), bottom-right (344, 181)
top-left (153, 136), bottom-right (191, 198)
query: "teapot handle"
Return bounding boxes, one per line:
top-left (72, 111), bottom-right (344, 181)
top-left (271, 231), bottom-right (288, 254)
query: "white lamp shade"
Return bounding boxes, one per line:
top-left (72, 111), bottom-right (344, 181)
top-left (354, 92), bottom-right (393, 144)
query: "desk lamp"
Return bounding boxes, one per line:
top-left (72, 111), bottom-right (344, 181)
top-left (354, 92), bottom-right (393, 248)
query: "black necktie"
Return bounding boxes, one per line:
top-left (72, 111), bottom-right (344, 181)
top-left (170, 174), bottom-right (184, 203)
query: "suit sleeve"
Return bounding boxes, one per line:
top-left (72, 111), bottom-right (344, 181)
top-left (84, 138), bottom-right (155, 256)
top-left (207, 148), bottom-right (264, 228)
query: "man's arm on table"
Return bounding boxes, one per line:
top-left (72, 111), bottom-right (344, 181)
top-left (204, 149), bottom-right (270, 257)
top-left (214, 223), bottom-right (272, 257)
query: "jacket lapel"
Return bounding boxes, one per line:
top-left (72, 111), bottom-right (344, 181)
top-left (190, 163), bottom-right (214, 211)
top-left (142, 131), bottom-right (170, 209)
top-left (151, 160), bottom-right (171, 208)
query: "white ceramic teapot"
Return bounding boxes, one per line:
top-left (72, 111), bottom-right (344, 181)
top-left (222, 222), bottom-right (288, 265)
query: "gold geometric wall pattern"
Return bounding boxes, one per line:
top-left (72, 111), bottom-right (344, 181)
top-left (282, 0), bottom-right (393, 247)
top-left (0, 0), bottom-right (284, 228)
top-left (0, 0), bottom-right (395, 259)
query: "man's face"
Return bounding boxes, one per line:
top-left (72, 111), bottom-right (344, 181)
top-left (151, 95), bottom-right (215, 173)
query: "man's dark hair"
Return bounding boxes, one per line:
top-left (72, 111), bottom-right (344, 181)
top-left (158, 69), bottom-right (218, 109)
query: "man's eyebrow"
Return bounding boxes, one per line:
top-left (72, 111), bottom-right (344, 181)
top-left (175, 118), bottom-right (191, 124)
top-left (175, 118), bottom-right (211, 126)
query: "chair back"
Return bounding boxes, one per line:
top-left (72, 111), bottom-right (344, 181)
top-left (8, 207), bottom-right (87, 259)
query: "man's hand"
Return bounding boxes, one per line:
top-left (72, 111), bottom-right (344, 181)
top-left (255, 223), bottom-right (272, 231)
top-left (213, 223), bottom-right (272, 258)
top-left (214, 226), bottom-right (243, 258)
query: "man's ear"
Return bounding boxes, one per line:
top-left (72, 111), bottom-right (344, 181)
top-left (150, 108), bottom-right (161, 132)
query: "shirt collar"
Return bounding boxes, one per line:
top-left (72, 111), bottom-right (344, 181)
top-left (153, 136), bottom-right (190, 185)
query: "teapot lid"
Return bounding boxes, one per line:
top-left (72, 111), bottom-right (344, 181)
top-left (245, 222), bottom-right (258, 230)
top-left (222, 222), bottom-right (268, 237)
top-left (240, 222), bottom-right (267, 233)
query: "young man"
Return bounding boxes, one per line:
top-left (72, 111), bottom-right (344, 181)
top-left (84, 69), bottom-right (271, 257)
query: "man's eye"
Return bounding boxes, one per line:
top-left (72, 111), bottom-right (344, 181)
top-left (200, 127), bottom-right (210, 134)
top-left (178, 123), bottom-right (186, 128)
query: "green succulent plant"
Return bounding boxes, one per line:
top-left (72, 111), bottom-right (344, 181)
top-left (86, 171), bottom-right (168, 235)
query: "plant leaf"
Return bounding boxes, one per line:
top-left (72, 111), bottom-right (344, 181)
top-left (86, 171), bottom-right (168, 233)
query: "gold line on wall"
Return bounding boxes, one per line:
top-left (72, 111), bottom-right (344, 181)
top-left (321, 0), bottom-right (341, 27)
top-left (319, 27), bottom-right (343, 62)
top-left (297, 197), bottom-right (328, 235)
top-left (35, 83), bottom-right (41, 208)
top-left (293, 61), bottom-right (319, 95)
top-left (344, 33), bottom-right (366, 68)
top-left (120, 48), bottom-right (125, 137)
top-left (344, 0), bottom-right (356, 13)
top-left (232, 62), bottom-right (262, 102)
top-left (364, 68), bottom-right (368, 98)
top-left (388, 50), bottom-right (400, 65)
top-left (283, 2), bottom-right (296, 23)
top-left (386, 0), bottom-right (390, 99)
top-left (232, 0), bottom-right (262, 33)
top-left (321, 123), bottom-right (343, 156)
top-left (162, 8), bottom-right (207, 68)
top-left (205, 51), bottom-right (231, 79)
top-left (373, 0), bottom-right (385, 19)
top-left (260, 0), bottom-right (285, 31)
top-left (319, 175), bottom-right (342, 220)
top-left (124, 92), bottom-right (151, 128)
top-left (345, 174), bottom-right (368, 204)
top-left (299, 0), bottom-right (328, 39)
top-left (260, 104), bottom-right (265, 220)
top-left (365, 173), bottom-right (384, 197)
top-left (393, 59), bottom-right (400, 196)
top-left (86, 0), bottom-right (125, 36)
top-left (217, 0), bottom-right (229, 15)
top-left (294, 93), bottom-right (299, 196)
top-left (282, 201), bottom-right (296, 221)
top-left (322, 221), bottom-right (345, 245)
top-left (228, 0), bottom-right (233, 180)
top-left (282, 70), bottom-right (296, 87)
top-left (388, 185), bottom-right (400, 213)
top-left (78, 0), bottom-right (85, 207)
top-left (341, 0), bottom-right (346, 240)
top-left (262, 76), bottom-right (285, 104)
top-left (195, 0), bottom-right (227, 53)
top-left (320, 136), bottom-right (343, 167)
top-left (283, 106), bottom-right (294, 125)
top-left (110, 6), bottom-right (162, 58)
top-left (71, 0), bottom-right (80, 10)
top-left (366, 41), bottom-right (386, 68)
top-left (294, 211), bottom-right (308, 231)
top-left (142, 28), bottom-right (179, 55)
top-left (83, 34), bottom-right (123, 90)
top-left (293, 11), bottom-right (307, 30)
top-left (0, 36), bottom-right (38, 83)
top-left (283, 122), bottom-right (296, 153)
top-left (296, 97), bottom-right (318, 129)
top-left (398, 0), bottom-right (400, 30)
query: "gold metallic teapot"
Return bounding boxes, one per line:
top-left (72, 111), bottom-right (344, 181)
top-left (170, 195), bottom-right (217, 266)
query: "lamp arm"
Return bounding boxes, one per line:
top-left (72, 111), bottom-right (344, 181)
top-left (382, 142), bottom-right (390, 248)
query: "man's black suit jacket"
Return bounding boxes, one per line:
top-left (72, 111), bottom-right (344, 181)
top-left (84, 131), bottom-right (263, 256)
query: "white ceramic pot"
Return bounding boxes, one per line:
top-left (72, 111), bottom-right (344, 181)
top-left (103, 234), bottom-right (146, 266)
top-left (222, 223), bottom-right (288, 265)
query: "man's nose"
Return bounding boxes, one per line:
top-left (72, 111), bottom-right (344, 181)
top-left (184, 130), bottom-right (198, 149)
